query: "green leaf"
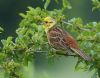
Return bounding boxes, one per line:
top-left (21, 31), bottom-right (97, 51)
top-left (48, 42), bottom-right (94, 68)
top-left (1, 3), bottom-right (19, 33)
top-left (0, 27), bottom-right (4, 34)
top-left (7, 37), bottom-right (13, 43)
top-left (62, 0), bottom-right (72, 9)
top-left (44, 0), bottom-right (51, 9)
top-left (1, 36), bottom-right (13, 48)
top-left (0, 27), bottom-right (3, 31)
top-left (0, 53), bottom-right (6, 63)
top-left (55, 0), bottom-right (58, 3)
top-left (92, 0), bottom-right (100, 11)
top-left (19, 13), bottom-right (26, 18)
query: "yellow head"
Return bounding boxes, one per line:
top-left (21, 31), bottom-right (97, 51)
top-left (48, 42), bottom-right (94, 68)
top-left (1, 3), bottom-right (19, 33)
top-left (43, 16), bottom-right (56, 33)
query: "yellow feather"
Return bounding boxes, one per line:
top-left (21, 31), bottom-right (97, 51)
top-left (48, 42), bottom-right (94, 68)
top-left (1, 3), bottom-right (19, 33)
top-left (43, 16), bottom-right (56, 33)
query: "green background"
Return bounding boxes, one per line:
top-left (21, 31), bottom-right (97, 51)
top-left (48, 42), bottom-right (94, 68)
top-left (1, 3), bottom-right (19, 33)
top-left (0, 0), bottom-right (99, 78)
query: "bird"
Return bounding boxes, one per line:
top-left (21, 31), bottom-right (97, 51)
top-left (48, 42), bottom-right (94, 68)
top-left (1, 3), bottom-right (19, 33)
top-left (43, 16), bottom-right (91, 61)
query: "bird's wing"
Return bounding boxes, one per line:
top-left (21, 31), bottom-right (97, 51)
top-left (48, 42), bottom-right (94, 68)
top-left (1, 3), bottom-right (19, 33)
top-left (63, 31), bottom-right (91, 61)
top-left (47, 27), bottom-right (70, 49)
top-left (48, 27), bottom-right (91, 61)
top-left (63, 31), bottom-right (79, 49)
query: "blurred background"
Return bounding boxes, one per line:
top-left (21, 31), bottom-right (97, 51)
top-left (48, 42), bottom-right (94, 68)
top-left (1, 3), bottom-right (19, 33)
top-left (0, 0), bottom-right (100, 78)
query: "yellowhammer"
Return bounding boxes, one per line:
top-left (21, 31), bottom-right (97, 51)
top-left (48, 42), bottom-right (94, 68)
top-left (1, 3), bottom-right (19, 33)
top-left (43, 16), bottom-right (91, 61)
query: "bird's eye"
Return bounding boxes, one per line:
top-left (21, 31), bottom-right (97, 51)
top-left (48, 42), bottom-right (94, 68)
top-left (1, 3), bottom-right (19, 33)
top-left (45, 21), bottom-right (48, 23)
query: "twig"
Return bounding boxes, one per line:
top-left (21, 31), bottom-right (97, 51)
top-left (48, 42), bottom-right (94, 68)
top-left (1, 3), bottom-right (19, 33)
top-left (55, 52), bottom-right (78, 57)
top-left (62, 21), bottom-right (73, 25)
top-left (34, 50), bottom-right (78, 57)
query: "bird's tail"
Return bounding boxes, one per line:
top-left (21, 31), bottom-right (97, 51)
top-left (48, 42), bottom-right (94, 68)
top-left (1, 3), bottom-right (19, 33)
top-left (71, 48), bottom-right (91, 61)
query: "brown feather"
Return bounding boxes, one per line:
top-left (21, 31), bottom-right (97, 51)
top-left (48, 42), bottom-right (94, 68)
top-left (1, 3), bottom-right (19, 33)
top-left (47, 26), bottom-right (91, 61)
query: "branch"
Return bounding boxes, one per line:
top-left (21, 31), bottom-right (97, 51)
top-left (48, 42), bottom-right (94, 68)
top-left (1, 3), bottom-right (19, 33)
top-left (25, 47), bottom-right (79, 57)
top-left (56, 52), bottom-right (78, 57)
top-left (34, 50), bottom-right (78, 57)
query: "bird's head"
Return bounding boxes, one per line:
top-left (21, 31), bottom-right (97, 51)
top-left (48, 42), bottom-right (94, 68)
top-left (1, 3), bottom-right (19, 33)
top-left (43, 16), bottom-right (56, 33)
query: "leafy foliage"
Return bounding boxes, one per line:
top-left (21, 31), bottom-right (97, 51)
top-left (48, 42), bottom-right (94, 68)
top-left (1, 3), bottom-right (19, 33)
top-left (0, 27), bottom-right (4, 34)
top-left (43, 0), bottom-right (72, 10)
top-left (0, 0), bottom-right (100, 78)
top-left (92, 0), bottom-right (100, 11)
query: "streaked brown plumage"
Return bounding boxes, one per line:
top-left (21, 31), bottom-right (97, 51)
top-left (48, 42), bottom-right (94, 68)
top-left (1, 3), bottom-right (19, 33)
top-left (43, 16), bottom-right (91, 61)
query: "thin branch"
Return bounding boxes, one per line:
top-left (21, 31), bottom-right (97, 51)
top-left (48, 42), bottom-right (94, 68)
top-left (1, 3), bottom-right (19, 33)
top-left (34, 50), bottom-right (78, 57)
top-left (55, 52), bottom-right (78, 57)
